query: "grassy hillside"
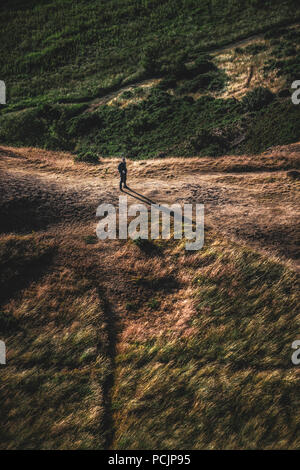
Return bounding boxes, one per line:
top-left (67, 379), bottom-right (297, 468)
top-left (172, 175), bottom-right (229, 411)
top-left (1, 0), bottom-right (300, 157)
top-left (1, 0), bottom-right (299, 100)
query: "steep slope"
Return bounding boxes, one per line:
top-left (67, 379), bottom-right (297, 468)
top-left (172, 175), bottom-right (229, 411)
top-left (1, 1), bottom-right (300, 157)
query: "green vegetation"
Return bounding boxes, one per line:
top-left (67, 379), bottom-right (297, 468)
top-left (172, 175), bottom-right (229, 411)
top-left (1, 89), bottom-right (299, 158)
top-left (239, 98), bottom-right (300, 154)
top-left (0, 1), bottom-right (300, 157)
top-left (147, 298), bottom-right (160, 310)
top-left (1, 0), bottom-right (299, 102)
top-left (242, 87), bottom-right (275, 112)
top-left (263, 26), bottom-right (300, 81)
top-left (74, 150), bottom-right (99, 164)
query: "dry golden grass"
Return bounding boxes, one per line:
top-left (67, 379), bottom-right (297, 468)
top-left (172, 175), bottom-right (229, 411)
top-left (213, 41), bottom-right (286, 100)
top-left (0, 143), bottom-right (299, 449)
top-left (87, 79), bottom-right (161, 112)
top-left (182, 24), bottom-right (299, 101)
top-left (111, 235), bottom-right (300, 450)
top-left (0, 224), bottom-right (299, 449)
top-left (0, 230), bottom-right (112, 449)
top-left (1, 141), bottom-right (300, 178)
top-left (1, 142), bottom-right (299, 265)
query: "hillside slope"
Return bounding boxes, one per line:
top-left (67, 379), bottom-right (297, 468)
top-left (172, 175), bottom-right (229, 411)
top-left (1, 1), bottom-right (300, 157)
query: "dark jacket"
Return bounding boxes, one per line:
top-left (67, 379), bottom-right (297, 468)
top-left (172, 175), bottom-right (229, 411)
top-left (118, 161), bottom-right (127, 175)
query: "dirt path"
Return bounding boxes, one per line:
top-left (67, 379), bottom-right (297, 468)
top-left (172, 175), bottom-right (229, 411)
top-left (1, 151), bottom-right (299, 267)
top-left (88, 78), bottom-right (160, 112)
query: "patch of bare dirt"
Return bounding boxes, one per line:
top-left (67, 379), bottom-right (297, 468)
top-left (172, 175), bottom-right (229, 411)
top-left (0, 144), bottom-right (299, 268)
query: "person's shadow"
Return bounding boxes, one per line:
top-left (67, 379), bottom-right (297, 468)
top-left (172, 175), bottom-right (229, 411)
top-left (121, 186), bottom-right (156, 206)
top-left (120, 186), bottom-right (198, 249)
top-left (121, 186), bottom-right (193, 226)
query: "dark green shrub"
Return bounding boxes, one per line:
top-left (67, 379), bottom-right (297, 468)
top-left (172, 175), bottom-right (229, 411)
top-left (67, 113), bottom-right (101, 136)
top-left (120, 90), bottom-right (134, 99)
top-left (140, 45), bottom-right (161, 76)
top-left (125, 302), bottom-right (138, 312)
top-left (263, 53), bottom-right (300, 81)
top-left (83, 235), bottom-right (98, 244)
top-left (239, 100), bottom-right (300, 154)
top-left (242, 87), bottom-right (274, 112)
top-left (287, 170), bottom-right (300, 180)
top-left (147, 298), bottom-right (160, 310)
top-left (74, 151), bottom-right (99, 164)
top-left (157, 77), bottom-right (177, 90)
top-left (243, 43), bottom-right (267, 55)
top-left (277, 88), bottom-right (290, 97)
top-left (163, 59), bottom-right (188, 80)
top-left (0, 108), bottom-right (46, 146)
top-left (194, 54), bottom-right (215, 73)
top-left (37, 103), bottom-right (61, 120)
top-left (235, 47), bottom-right (245, 54)
top-left (132, 238), bottom-right (161, 255)
top-left (269, 38), bottom-right (281, 46)
top-left (131, 113), bottom-right (153, 135)
top-left (189, 128), bottom-right (228, 156)
top-left (176, 74), bottom-right (211, 94)
top-left (273, 43), bottom-right (297, 58)
top-left (284, 29), bottom-right (300, 41)
top-left (95, 78), bottom-right (124, 98)
top-left (0, 311), bottom-right (18, 333)
top-left (176, 70), bottom-right (226, 95)
top-left (284, 46), bottom-right (297, 56)
top-left (264, 28), bottom-right (289, 39)
top-left (132, 87), bottom-right (146, 97)
top-left (207, 72), bottom-right (227, 91)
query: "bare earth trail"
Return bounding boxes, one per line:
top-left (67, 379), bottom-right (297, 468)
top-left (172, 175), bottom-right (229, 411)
top-left (0, 145), bottom-right (299, 267)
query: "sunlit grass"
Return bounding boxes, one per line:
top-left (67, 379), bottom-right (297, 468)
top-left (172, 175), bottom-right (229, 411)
top-left (112, 236), bottom-right (300, 449)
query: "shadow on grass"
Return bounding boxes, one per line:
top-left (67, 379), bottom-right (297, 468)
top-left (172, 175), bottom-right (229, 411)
top-left (132, 237), bottom-right (163, 257)
top-left (0, 241), bottom-right (54, 308)
top-left (121, 186), bottom-right (156, 205)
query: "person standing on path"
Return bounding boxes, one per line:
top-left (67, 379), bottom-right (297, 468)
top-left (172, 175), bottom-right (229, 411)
top-left (118, 156), bottom-right (128, 190)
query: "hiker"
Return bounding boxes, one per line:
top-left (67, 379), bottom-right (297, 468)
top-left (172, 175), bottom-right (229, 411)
top-left (118, 156), bottom-right (128, 190)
